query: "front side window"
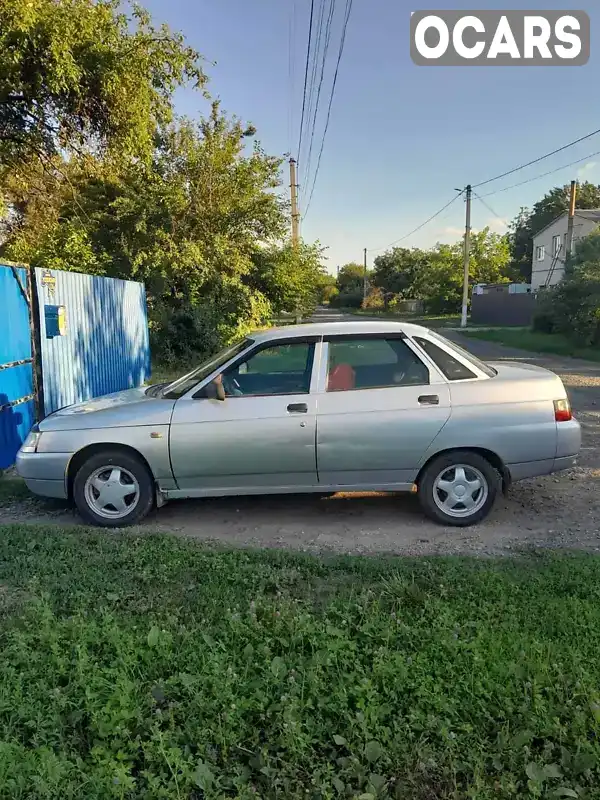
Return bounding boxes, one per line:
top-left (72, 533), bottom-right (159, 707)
top-left (217, 342), bottom-right (315, 397)
top-left (536, 245), bottom-right (545, 261)
top-left (162, 338), bottom-right (251, 399)
top-left (326, 336), bottom-right (429, 392)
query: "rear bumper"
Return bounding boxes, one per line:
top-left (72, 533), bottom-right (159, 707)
top-left (508, 454), bottom-right (578, 482)
top-left (507, 418), bottom-right (581, 482)
top-left (15, 451), bottom-right (70, 499)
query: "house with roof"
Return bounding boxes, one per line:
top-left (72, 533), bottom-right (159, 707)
top-left (531, 208), bottom-right (600, 291)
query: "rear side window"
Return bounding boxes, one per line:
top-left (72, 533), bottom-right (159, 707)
top-left (413, 337), bottom-right (476, 381)
top-left (326, 336), bottom-right (430, 391)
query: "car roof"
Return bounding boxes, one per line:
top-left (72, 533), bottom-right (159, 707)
top-left (250, 320), bottom-right (431, 342)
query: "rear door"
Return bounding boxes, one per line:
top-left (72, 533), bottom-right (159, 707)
top-left (316, 333), bottom-right (451, 487)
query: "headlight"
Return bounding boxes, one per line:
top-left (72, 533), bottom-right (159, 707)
top-left (20, 431), bottom-right (42, 453)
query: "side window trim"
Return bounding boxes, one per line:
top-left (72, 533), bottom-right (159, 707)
top-left (411, 335), bottom-right (479, 381)
top-left (191, 336), bottom-right (321, 400)
top-left (318, 334), bottom-right (434, 393)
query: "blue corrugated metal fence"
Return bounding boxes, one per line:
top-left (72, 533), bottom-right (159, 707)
top-left (36, 269), bottom-right (150, 415)
top-left (0, 264), bottom-right (150, 466)
top-left (0, 264), bottom-right (35, 469)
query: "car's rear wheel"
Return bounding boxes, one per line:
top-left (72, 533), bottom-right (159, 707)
top-left (418, 450), bottom-right (501, 527)
top-left (73, 449), bottom-right (154, 527)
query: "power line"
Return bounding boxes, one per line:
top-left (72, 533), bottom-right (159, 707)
top-left (477, 149), bottom-right (600, 198)
top-left (302, 0), bottom-right (327, 176)
top-left (287, 0), bottom-right (297, 153)
top-left (302, 0), bottom-right (353, 220)
top-left (302, 0), bottom-right (336, 194)
top-left (472, 192), bottom-right (507, 228)
top-left (368, 191), bottom-right (465, 253)
top-left (472, 126), bottom-right (600, 189)
top-left (297, 0), bottom-right (316, 167)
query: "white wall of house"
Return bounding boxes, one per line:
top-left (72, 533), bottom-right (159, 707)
top-left (531, 213), bottom-right (599, 290)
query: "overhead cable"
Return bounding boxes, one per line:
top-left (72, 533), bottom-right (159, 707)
top-left (472, 127), bottom-right (600, 189)
top-left (368, 191), bottom-right (465, 253)
top-left (303, 0), bottom-right (353, 219)
top-left (477, 149), bottom-right (600, 198)
top-left (297, 0), bottom-right (316, 167)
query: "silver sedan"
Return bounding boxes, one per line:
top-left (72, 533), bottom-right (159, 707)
top-left (16, 321), bottom-right (581, 528)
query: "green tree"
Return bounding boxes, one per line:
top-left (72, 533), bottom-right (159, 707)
top-left (0, 0), bottom-right (204, 167)
top-left (567, 227), bottom-right (600, 278)
top-left (314, 271), bottom-right (337, 303)
top-left (2, 106), bottom-right (291, 356)
top-left (248, 242), bottom-right (327, 318)
top-left (336, 262), bottom-right (366, 293)
top-left (372, 247), bottom-right (431, 305)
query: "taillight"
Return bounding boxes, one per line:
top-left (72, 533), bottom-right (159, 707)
top-left (554, 398), bottom-right (572, 422)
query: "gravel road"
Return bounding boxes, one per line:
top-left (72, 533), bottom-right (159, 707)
top-left (3, 312), bottom-right (599, 556)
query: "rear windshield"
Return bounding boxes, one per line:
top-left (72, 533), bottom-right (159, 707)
top-left (426, 331), bottom-right (497, 378)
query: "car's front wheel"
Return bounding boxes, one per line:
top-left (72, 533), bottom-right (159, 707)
top-left (418, 450), bottom-right (501, 527)
top-left (73, 449), bottom-right (155, 527)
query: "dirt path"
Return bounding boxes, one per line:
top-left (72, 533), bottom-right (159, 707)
top-left (3, 313), bottom-right (599, 556)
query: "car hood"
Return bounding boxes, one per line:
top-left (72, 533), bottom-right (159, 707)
top-left (39, 387), bottom-right (176, 431)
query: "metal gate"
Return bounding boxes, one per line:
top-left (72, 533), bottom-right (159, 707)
top-left (0, 264), bottom-right (35, 469)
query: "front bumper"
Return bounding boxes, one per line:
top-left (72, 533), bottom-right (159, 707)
top-left (15, 451), bottom-right (71, 499)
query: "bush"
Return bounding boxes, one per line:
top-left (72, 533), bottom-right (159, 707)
top-left (532, 289), bottom-right (557, 334)
top-left (149, 302), bottom-right (223, 364)
top-left (362, 287), bottom-right (385, 309)
top-left (533, 277), bottom-right (600, 345)
top-left (150, 282), bottom-right (272, 365)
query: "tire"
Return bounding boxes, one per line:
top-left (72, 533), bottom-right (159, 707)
top-left (73, 449), bottom-right (155, 528)
top-left (417, 450), bottom-right (501, 527)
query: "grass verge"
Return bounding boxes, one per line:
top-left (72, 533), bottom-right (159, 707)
top-left (0, 525), bottom-right (599, 798)
top-left (463, 329), bottom-right (600, 362)
top-left (0, 474), bottom-right (31, 507)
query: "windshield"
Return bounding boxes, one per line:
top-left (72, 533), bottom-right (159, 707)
top-left (161, 338), bottom-right (252, 399)
top-left (429, 331), bottom-right (497, 378)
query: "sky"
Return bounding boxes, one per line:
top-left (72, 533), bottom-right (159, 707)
top-left (141, 0), bottom-right (600, 273)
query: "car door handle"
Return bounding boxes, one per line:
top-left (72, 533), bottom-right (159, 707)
top-left (287, 403), bottom-right (308, 413)
top-left (418, 394), bottom-right (439, 405)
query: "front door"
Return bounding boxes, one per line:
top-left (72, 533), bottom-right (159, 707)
top-left (169, 339), bottom-right (319, 492)
top-left (316, 334), bottom-right (451, 487)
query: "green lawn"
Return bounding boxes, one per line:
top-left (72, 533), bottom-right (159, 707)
top-left (0, 525), bottom-right (600, 798)
top-left (463, 328), bottom-right (600, 362)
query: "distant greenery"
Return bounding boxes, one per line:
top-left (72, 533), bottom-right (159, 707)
top-left (464, 328), bottom-right (600, 362)
top-left (1, 525), bottom-right (600, 798)
top-left (331, 230), bottom-right (512, 314)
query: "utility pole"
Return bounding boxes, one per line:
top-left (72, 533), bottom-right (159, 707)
top-left (565, 179), bottom-right (577, 262)
top-left (363, 247), bottom-right (368, 304)
top-left (460, 184), bottom-right (472, 329)
top-left (289, 158), bottom-right (300, 246)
